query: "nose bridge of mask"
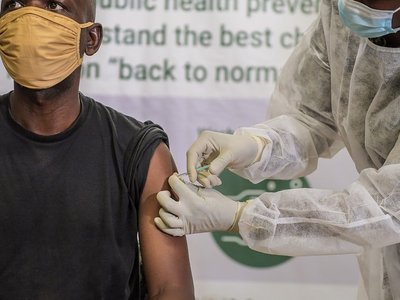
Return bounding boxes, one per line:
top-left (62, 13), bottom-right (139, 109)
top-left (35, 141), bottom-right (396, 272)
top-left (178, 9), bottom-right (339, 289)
top-left (0, 6), bottom-right (93, 38)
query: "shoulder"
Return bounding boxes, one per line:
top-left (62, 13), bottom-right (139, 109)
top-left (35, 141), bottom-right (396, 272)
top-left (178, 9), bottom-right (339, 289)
top-left (148, 142), bottom-right (174, 173)
top-left (80, 93), bottom-right (168, 145)
top-left (81, 93), bottom-right (144, 130)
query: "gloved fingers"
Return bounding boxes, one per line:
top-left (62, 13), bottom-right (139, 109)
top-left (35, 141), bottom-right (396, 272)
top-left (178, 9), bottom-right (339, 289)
top-left (158, 208), bottom-right (183, 228)
top-left (204, 173), bottom-right (222, 187)
top-left (187, 151), bottom-right (201, 183)
top-left (154, 216), bottom-right (169, 230)
top-left (154, 217), bottom-right (185, 237)
top-left (187, 133), bottom-right (215, 183)
top-left (197, 171), bottom-right (222, 188)
top-left (156, 190), bottom-right (181, 216)
top-left (168, 173), bottom-right (200, 199)
top-left (209, 150), bottom-right (232, 175)
top-left (196, 175), bottom-right (211, 188)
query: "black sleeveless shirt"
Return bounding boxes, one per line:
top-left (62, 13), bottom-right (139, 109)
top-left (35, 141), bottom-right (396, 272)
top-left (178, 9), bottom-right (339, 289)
top-left (0, 93), bottom-right (168, 300)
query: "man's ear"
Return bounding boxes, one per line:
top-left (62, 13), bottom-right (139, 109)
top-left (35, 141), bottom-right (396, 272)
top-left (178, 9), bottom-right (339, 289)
top-left (85, 23), bottom-right (103, 56)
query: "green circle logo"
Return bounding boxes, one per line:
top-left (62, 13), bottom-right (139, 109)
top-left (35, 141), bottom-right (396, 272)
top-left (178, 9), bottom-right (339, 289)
top-left (212, 170), bottom-right (310, 268)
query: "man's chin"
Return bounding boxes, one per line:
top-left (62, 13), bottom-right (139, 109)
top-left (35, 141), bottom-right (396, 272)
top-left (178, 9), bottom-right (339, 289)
top-left (14, 78), bottom-right (74, 98)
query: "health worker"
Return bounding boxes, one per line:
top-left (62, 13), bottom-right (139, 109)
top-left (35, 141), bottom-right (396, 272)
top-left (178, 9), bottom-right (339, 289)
top-left (155, 0), bottom-right (400, 299)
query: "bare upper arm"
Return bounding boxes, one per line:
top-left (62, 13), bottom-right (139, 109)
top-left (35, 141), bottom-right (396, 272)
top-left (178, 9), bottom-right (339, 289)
top-left (138, 142), bottom-right (194, 299)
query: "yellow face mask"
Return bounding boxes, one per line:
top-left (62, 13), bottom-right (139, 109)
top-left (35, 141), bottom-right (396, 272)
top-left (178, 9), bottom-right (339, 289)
top-left (0, 7), bottom-right (93, 90)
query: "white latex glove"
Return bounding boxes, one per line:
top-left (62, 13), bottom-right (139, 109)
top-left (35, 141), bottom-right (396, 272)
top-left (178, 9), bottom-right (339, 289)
top-left (187, 131), bottom-right (264, 187)
top-left (154, 173), bottom-right (248, 236)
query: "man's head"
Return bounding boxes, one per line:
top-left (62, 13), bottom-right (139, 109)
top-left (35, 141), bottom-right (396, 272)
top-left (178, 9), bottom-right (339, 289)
top-left (0, 0), bottom-right (102, 92)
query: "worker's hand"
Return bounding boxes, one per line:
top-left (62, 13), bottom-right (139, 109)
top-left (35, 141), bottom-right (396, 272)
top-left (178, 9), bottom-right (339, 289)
top-left (187, 131), bottom-right (263, 187)
top-left (154, 174), bottom-right (247, 236)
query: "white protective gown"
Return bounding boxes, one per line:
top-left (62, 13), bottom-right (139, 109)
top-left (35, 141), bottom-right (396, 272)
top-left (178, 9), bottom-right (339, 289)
top-left (233, 1), bottom-right (400, 299)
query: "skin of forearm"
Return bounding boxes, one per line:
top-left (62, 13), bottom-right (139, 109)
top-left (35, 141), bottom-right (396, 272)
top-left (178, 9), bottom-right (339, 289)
top-left (147, 287), bottom-right (194, 300)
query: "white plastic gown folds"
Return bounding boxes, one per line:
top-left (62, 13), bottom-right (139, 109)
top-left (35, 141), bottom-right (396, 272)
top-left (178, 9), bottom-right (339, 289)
top-left (229, 0), bottom-right (400, 299)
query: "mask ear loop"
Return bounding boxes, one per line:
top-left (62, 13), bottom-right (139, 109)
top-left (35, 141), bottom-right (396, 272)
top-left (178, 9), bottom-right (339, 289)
top-left (76, 22), bottom-right (95, 64)
top-left (391, 6), bottom-right (400, 32)
top-left (79, 22), bottom-right (94, 29)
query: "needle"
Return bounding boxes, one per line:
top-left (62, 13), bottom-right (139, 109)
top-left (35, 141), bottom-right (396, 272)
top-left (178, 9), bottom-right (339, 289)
top-left (178, 165), bottom-right (210, 178)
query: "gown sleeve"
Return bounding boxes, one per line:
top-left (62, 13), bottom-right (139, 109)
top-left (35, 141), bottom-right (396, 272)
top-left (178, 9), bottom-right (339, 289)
top-left (234, 0), bottom-right (400, 255)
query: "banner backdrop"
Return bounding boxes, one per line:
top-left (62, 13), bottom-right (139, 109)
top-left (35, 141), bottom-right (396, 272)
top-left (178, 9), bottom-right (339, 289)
top-left (0, 1), bottom-right (361, 299)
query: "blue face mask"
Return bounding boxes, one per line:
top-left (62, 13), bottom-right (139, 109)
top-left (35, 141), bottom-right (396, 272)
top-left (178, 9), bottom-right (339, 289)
top-left (338, 0), bottom-right (400, 38)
